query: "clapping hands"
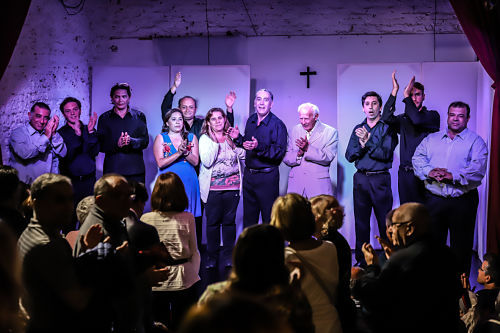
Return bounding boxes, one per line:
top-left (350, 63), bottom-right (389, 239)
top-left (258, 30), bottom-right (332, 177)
top-left (44, 115), bottom-right (60, 139)
top-left (355, 127), bottom-right (370, 148)
top-left (117, 132), bottom-right (131, 148)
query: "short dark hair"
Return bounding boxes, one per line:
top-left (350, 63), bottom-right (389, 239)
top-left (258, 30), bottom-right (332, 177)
top-left (0, 166), bottom-right (19, 202)
top-left (448, 101), bottom-right (470, 118)
top-left (59, 97), bottom-right (82, 113)
top-left (361, 91), bottom-right (382, 106)
top-left (178, 96), bottom-right (198, 109)
top-left (30, 173), bottom-right (71, 201)
top-left (30, 102), bottom-right (51, 113)
top-left (256, 88), bottom-right (274, 101)
top-left (151, 172), bottom-right (188, 212)
top-left (413, 82), bottom-right (425, 93)
top-left (128, 180), bottom-right (149, 203)
top-left (484, 253), bottom-right (500, 286)
top-left (110, 83), bottom-right (132, 98)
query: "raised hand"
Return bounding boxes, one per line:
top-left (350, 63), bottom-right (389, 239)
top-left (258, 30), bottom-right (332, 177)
top-left (225, 91), bottom-right (237, 112)
top-left (82, 224), bottom-right (104, 250)
top-left (362, 242), bottom-right (379, 266)
top-left (174, 72), bottom-right (182, 88)
top-left (376, 235), bottom-right (393, 259)
top-left (404, 76), bottom-right (415, 98)
top-left (391, 70), bottom-right (399, 96)
top-left (88, 112), bottom-right (98, 133)
top-left (177, 139), bottom-right (188, 155)
top-left (226, 125), bottom-right (240, 139)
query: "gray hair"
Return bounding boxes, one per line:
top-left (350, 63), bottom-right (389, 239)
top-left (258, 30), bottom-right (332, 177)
top-left (76, 195), bottom-right (95, 224)
top-left (297, 102), bottom-right (319, 116)
top-left (256, 88), bottom-right (274, 101)
top-left (31, 173), bottom-right (71, 200)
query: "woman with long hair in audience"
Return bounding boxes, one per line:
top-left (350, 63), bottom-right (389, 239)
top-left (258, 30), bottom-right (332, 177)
top-left (271, 193), bottom-right (343, 333)
top-left (198, 224), bottom-right (314, 333)
top-left (310, 194), bottom-right (356, 333)
top-left (142, 172), bottom-right (201, 331)
top-left (153, 108), bottom-right (201, 226)
top-left (199, 107), bottom-right (244, 269)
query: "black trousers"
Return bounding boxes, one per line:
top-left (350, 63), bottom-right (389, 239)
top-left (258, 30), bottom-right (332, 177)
top-left (124, 173), bottom-right (146, 184)
top-left (353, 171), bottom-right (392, 264)
top-left (424, 189), bottom-right (479, 275)
top-left (152, 282), bottom-right (199, 332)
top-left (398, 167), bottom-right (425, 204)
top-left (204, 190), bottom-right (239, 268)
top-left (242, 167), bottom-right (279, 228)
top-left (65, 173), bottom-right (96, 233)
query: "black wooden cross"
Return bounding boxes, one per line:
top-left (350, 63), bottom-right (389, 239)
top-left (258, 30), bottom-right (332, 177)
top-left (300, 66), bottom-right (317, 88)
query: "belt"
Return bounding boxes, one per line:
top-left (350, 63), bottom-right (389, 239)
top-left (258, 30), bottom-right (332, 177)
top-left (358, 170), bottom-right (388, 175)
top-left (247, 167), bottom-right (276, 174)
top-left (70, 173), bottom-right (95, 182)
top-left (400, 165), bottom-right (414, 172)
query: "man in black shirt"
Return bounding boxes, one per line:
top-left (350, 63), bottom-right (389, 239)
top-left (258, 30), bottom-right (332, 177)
top-left (97, 83), bottom-right (149, 183)
top-left (232, 89), bottom-right (287, 228)
top-left (58, 97), bottom-right (99, 229)
top-left (345, 88), bottom-right (398, 266)
top-left (160, 72), bottom-right (235, 139)
top-left (381, 74), bottom-right (440, 204)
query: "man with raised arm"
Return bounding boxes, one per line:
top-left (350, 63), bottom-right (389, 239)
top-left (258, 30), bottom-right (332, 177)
top-left (284, 102), bottom-right (338, 197)
top-left (382, 73), bottom-right (440, 204)
top-left (9, 102), bottom-right (67, 184)
top-left (230, 89), bottom-right (287, 227)
top-left (345, 84), bottom-right (398, 267)
top-left (160, 72), bottom-right (234, 139)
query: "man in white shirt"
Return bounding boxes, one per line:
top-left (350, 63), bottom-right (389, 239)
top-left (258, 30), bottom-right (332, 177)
top-left (284, 103), bottom-right (338, 197)
top-left (413, 101), bottom-right (488, 275)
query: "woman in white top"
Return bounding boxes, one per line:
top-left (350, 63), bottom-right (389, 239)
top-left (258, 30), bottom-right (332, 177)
top-left (271, 193), bottom-right (343, 333)
top-left (142, 172), bottom-right (200, 331)
top-left (199, 107), bottom-right (244, 269)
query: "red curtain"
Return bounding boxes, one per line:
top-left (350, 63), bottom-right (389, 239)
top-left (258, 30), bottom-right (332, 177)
top-left (449, 0), bottom-right (500, 253)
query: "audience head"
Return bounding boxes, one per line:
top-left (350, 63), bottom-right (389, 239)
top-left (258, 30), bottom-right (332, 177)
top-left (202, 107), bottom-right (231, 136)
top-left (179, 294), bottom-right (292, 333)
top-left (411, 82), bottom-right (425, 109)
top-left (271, 193), bottom-right (315, 243)
top-left (151, 172), bottom-right (188, 213)
top-left (128, 180), bottom-right (149, 217)
top-left (230, 224), bottom-right (289, 294)
top-left (478, 253), bottom-right (500, 288)
top-left (60, 97), bottom-right (82, 126)
top-left (447, 101), bottom-right (470, 135)
top-left (0, 221), bottom-right (22, 333)
top-left (94, 174), bottom-right (131, 220)
top-left (361, 91), bottom-right (382, 121)
top-left (76, 195), bottom-right (95, 225)
top-left (31, 173), bottom-right (73, 230)
top-left (0, 166), bottom-right (20, 206)
top-left (162, 108), bottom-right (187, 134)
top-left (178, 96), bottom-right (198, 122)
top-left (254, 89), bottom-right (274, 118)
top-left (297, 103), bottom-right (319, 132)
top-left (310, 194), bottom-right (344, 238)
top-left (110, 83), bottom-right (131, 111)
top-left (28, 102), bottom-right (51, 131)
top-left (390, 202), bottom-right (430, 247)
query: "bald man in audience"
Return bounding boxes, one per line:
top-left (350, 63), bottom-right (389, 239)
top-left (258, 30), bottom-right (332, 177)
top-left (284, 102), bottom-right (338, 197)
top-left (355, 203), bottom-right (463, 333)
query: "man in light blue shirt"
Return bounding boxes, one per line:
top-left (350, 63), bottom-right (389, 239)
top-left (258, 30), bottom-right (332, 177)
top-left (413, 101), bottom-right (488, 275)
top-left (9, 102), bottom-right (67, 184)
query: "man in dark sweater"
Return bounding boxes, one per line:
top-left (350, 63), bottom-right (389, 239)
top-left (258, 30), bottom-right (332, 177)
top-left (345, 86), bottom-right (398, 266)
top-left (381, 73), bottom-right (440, 204)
